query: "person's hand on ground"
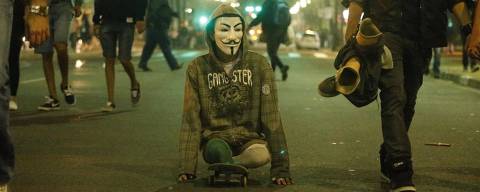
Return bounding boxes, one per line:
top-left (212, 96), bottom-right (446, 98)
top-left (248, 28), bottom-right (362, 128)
top-left (178, 173), bottom-right (196, 183)
top-left (272, 177), bottom-right (294, 185)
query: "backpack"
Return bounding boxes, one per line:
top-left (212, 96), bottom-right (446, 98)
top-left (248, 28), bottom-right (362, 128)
top-left (272, 0), bottom-right (291, 27)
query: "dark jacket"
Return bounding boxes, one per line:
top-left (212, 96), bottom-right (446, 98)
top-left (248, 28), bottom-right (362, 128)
top-left (93, 0), bottom-right (147, 25)
top-left (249, 0), bottom-right (290, 33)
top-left (342, 0), bottom-right (465, 48)
top-left (146, 0), bottom-right (179, 29)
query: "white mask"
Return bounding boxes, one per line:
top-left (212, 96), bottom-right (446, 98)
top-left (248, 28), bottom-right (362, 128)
top-left (214, 17), bottom-right (243, 56)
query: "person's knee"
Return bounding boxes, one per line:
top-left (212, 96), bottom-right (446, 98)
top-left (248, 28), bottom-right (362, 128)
top-left (54, 43), bottom-right (68, 53)
top-left (203, 138), bottom-right (232, 163)
top-left (235, 144), bottom-right (271, 168)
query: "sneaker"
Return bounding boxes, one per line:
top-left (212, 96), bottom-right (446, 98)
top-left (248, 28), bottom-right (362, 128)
top-left (0, 184), bottom-right (7, 192)
top-left (280, 65), bottom-right (289, 81)
top-left (318, 76), bottom-right (340, 97)
top-left (101, 102), bottom-right (116, 112)
top-left (472, 66), bottom-right (479, 73)
top-left (139, 65), bottom-right (152, 72)
top-left (9, 100), bottom-right (18, 111)
top-left (61, 85), bottom-right (76, 105)
top-left (389, 159), bottom-right (416, 192)
top-left (131, 83), bottom-right (141, 104)
top-left (37, 96), bottom-right (60, 111)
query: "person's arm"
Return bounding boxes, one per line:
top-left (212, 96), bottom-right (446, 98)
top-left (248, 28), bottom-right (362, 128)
top-left (134, 0), bottom-right (148, 33)
top-left (468, 1), bottom-right (480, 58)
top-left (344, 1), bottom-right (364, 41)
top-left (25, 0), bottom-right (50, 46)
top-left (178, 63), bottom-right (202, 183)
top-left (259, 59), bottom-right (292, 186)
top-left (450, 1), bottom-right (471, 26)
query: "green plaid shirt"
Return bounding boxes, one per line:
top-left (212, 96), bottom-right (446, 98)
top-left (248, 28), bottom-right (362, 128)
top-left (179, 51), bottom-right (291, 179)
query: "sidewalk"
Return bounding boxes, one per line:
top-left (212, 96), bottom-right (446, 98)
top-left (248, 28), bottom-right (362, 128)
top-left (434, 54), bottom-right (480, 90)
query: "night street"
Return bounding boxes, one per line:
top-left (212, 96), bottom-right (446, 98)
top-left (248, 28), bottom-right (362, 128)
top-left (8, 49), bottom-right (480, 192)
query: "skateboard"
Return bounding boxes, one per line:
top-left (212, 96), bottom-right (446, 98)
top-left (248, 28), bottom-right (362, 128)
top-left (207, 163), bottom-right (249, 187)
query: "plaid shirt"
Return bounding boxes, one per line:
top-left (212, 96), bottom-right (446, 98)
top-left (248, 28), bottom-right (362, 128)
top-left (179, 51), bottom-right (291, 179)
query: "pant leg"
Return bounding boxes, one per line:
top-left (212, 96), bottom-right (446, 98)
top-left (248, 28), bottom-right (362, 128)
top-left (138, 27), bottom-right (159, 67)
top-left (266, 31), bottom-right (285, 71)
top-left (0, 0), bottom-right (14, 184)
top-left (379, 33), bottom-right (411, 161)
top-left (403, 43), bottom-right (430, 131)
top-left (158, 28), bottom-right (179, 69)
top-left (232, 143), bottom-right (270, 169)
top-left (8, 23), bottom-right (23, 96)
top-left (432, 48), bottom-right (441, 75)
top-left (202, 138), bottom-right (234, 164)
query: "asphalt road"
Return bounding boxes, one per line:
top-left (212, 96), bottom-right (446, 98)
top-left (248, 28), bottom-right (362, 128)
top-left (8, 49), bottom-right (480, 192)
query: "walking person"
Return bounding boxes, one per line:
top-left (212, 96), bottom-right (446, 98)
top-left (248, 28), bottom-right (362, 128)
top-left (342, 0), bottom-right (472, 191)
top-left (138, 0), bottom-right (181, 72)
top-left (431, 48), bottom-right (442, 78)
top-left (1, 0), bottom-right (51, 190)
top-left (35, 0), bottom-right (83, 111)
top-left (463, 0), bottom-right (479, 72)
top-left (248, 0), bottom-right (291, 81)
top-left (93, 0), bottom-right (147, 112)
top-left (8, 0), bottom-right (25, 111)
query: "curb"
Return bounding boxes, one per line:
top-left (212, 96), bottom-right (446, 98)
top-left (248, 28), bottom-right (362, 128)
top-left (439, 71), bottom-right (480, 90)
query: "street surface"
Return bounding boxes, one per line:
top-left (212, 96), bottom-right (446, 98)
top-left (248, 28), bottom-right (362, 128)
top-left (8, 49), bottom-right (480, 192)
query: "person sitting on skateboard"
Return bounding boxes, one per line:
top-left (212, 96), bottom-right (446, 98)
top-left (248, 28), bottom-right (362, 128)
top-left (177, 3), bottom-right (293, 186)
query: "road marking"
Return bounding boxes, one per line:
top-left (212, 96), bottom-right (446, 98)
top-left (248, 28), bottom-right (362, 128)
top-left (288, 52), bottom-right (301, 58)
top-left (20, 78), bottom-right (44, 84)
top-left (314, 52), bottom-right (329, 59)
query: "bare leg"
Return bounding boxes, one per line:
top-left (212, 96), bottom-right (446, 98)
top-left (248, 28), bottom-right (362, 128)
top-left (42, 52), bottom-right (58, 99)
top-left (119, 59), bottom-right (139, 89)
top-left (105, 58), bottom-right (116, 103)
top-left (54, 43), bottom-right (69, 87)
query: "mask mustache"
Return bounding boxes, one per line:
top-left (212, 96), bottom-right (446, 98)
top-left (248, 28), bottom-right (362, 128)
top-left (222, 39), bottom-right (241, 46)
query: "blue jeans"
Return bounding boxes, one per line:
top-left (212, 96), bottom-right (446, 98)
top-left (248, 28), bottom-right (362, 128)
top-left (0, 0), bottom-right (15, 185)
top-left (138, 27), bottom-right (179, 70)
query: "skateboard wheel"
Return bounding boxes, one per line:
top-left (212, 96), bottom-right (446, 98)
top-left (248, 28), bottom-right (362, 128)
top-left (208, 175), bottom-right (216, 185)
top-left (240, 176), bottom-right (247, 187)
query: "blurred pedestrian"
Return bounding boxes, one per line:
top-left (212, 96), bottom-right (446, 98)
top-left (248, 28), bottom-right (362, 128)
top-left (463, 0), bottom-right (479, 72)
top-left (8, 0), bottom-right (26, 111)
top-left (35, 0), bottom-right (83, 111)
top-left (468, 0), bottom-right (480, 58)
top-left (432, 48), bottom-right (442, 78)
top-left (93, 0), bottom-right (147, 112)
top-left (2, 0), bottom-right (51, 190)
top-left (138, 0), bottom-right (181, 72)
top-left (248, 0), bottom-right (291, 81)
top-left (343, 0), bottom-right (472, 191)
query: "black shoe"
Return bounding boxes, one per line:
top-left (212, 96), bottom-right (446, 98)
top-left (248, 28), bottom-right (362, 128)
top-left (172, 63), bottom-right (183, 71)
top-left (281, 65), bottom-right (289, 81)
top-left (139, 65), bottom-right (152, 72)
top-left (38, 96), bottom-right (60, 111)
top-left (318, 76), bottom-right (340, 97)
top-left (389, 159), bottom-right (416, 192)
top-left (61, 85), bottom-right (76, 105)
top-left (131, 82), bottom-right (141, 104)
top-left (471, 66), bottom-right (479, 73)
top-left (379, 145), bottom-right (391, 183)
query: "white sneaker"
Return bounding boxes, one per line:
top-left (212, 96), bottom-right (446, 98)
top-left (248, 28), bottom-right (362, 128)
top-left (9, 100), bottom-right (18, 111)
top-left (101, 102), bottom-right (116, 112)
top-left (0, 184), bottom-right (7, 192)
